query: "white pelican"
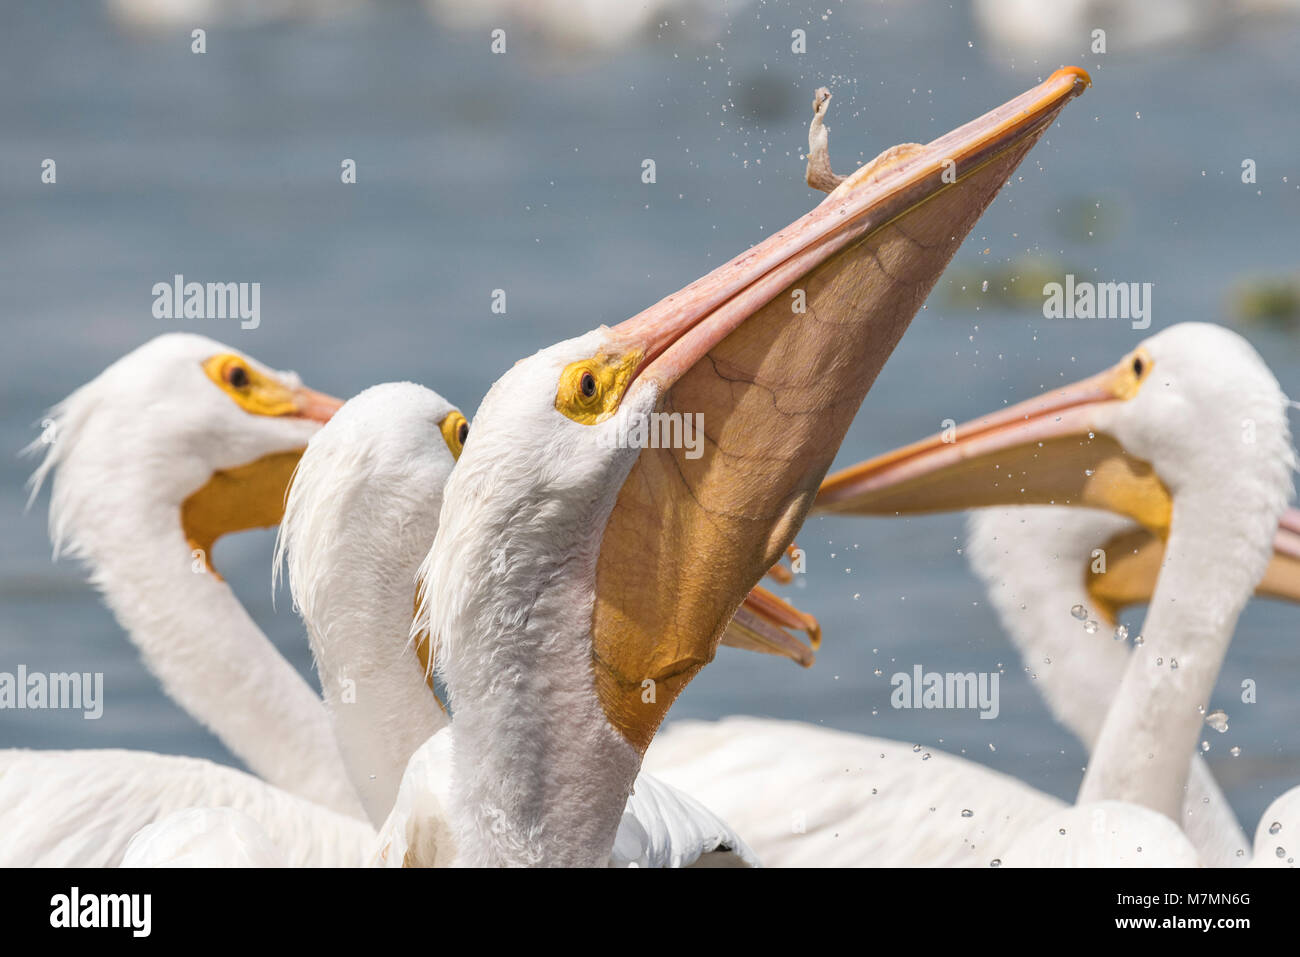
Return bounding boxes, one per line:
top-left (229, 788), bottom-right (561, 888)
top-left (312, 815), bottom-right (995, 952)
top-left (140, 70), bottom-right (1082, 868)
top-left (275, 381), bottom-right (820, 827)
top-left (808, 321), bottom-right (1295, 864)
top-left (127, 381), bottom-right (786, 866)
top-left (36, 66), bottom-right (1088, 867)
top-left (273, 381), bottom-right (462, 825)
top-left (23, 333), bottom-right (363, 818)
top-left (12, 364), bottom-right (803, 865)
top-left (390, 70), bottom-right (1090, 865)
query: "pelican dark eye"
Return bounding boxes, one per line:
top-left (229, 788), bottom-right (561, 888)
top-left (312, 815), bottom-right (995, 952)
top-left (580, 371), bottom-right (597, 398)
top-left (1132, 356), bottom-right (1144, 377)
top-left (458, 422), bottom-right (469, 445)
top-left (228, 365), bottom-right (249, 388)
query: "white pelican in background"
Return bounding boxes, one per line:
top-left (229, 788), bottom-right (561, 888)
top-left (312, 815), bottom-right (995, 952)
top-left (20, 333), bottom-right (364, 819)
top-left (807, 321), bottom-right (1295, 864)
top-left (105, 0), bottom-right (363, 31)
top-left (380, 69), bottom-right (1090, 866)
top-left (971, 0), bottom-right (1300, 57)
top-left (273, 381), bottom-right (464, 825)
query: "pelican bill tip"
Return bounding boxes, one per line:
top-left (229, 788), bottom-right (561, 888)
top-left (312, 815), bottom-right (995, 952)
top-left (1051, 65), bottom-right (1092, 94)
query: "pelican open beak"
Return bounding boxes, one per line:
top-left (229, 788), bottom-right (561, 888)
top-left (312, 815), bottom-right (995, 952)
top-left (814, 346), bottom-right (1174, 535)
top-left (589, 68), bottom-right (1091, 750)
top-left (182, 381), bottom-right (344, 576)
top-left (1087, 510), bottom-right (1300, 622)
top-left (723, 585), bottom-right (822, 668)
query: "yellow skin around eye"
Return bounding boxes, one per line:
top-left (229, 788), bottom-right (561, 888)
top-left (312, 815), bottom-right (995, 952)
top-left (201, 353), bottom-right (300, 417)
top-left (554, 350), bottom-right (643, 425)
top-left (439, 410), bottom-right (468, 460)
top-left (1109, 346), bottom-right (1154, 401)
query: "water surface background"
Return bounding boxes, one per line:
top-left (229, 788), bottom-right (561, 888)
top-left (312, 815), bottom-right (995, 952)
top-left (3, 1), bottom-right (1299, 839)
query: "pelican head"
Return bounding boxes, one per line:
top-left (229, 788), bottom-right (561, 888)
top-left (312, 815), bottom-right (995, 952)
top-left (420, 69), bottom-right (1090, 865)
top-left (276, 381), bottom-right (466, 824)
top-left (28, 332), bottom-right (341, 568)
top-left (818, 322), bottom-right (1295, 558)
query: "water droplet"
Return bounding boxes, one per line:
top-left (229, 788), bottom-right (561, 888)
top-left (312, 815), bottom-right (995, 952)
top-left (873, 668), bottom-right (883, 676)
top-left (1114, 625), bottom-right (1129, 641)
top-left (1270, 821), bottom-right (1282, 835)
top-left (1058, 828), bottom-right (1067, 836)
top-left (1230, 746), bottom-right (1242, 757)
top-left (1277, 846), bottom-right (1287, 858)
top-left (922, 752), bottom-right (932, 761)
top-left (1155, 657), bottom-right (1163, 666)
top-left (990, 858), bottom-right (1001, 867)
top-left (1070, 604), bottom-right (1087, 620)
top-left (1200, 740), bottom-right (1210, 752)
top-left (1133, 634), bottom-right (1145, 646)
top-left (1204, 710), bottom-right (1229, 733)
top-left (1084, 620), bottom-right (1098, 634)
top-left (961, 809), bottom-right (974, 818)
top-left (912, 744), bottom-right (921, 753)
top-left (1170, 658), bottom-right (1179, 670)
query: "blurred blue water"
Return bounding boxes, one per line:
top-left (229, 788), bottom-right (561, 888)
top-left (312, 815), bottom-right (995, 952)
top-left (3, 1), bottom-right (1299, 835)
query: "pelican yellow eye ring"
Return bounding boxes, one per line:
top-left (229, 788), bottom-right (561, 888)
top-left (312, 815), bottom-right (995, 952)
top-left (1109, 346), bottom-right (1154, 401)
top-left (201, 353), bottom-right (299, 417)
top-left (440, 410), bottom-right (469, 459)
top-left (555, 351), bottom-right (642, 425)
